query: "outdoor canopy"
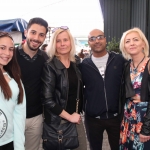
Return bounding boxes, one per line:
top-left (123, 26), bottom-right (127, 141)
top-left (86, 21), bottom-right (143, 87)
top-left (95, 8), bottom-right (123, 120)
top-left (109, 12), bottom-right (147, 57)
top-left (0, 18), bottom-right (27, 33)
top-left (0, 18), bottom-right (28, 41)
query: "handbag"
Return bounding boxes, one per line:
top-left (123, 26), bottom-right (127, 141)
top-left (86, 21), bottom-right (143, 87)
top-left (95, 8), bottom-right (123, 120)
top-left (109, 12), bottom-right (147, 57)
top-left (42, 79), bottom-right (80, 150)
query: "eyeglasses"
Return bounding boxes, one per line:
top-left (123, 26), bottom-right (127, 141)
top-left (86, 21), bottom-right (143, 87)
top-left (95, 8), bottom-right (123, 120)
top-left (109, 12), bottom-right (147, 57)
top-left (89, 35), bottom-right (105, 42)
top-left (52, 26), bottom-right (69, 33)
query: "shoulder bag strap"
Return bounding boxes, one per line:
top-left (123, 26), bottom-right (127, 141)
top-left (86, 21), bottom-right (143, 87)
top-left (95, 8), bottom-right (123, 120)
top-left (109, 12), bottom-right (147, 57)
top-left (76, 79), bottom-right (80, 113)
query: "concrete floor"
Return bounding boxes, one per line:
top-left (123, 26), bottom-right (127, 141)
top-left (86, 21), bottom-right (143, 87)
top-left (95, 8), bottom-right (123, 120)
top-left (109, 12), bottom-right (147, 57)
top-left (102, 131), bottom-right (111, 150)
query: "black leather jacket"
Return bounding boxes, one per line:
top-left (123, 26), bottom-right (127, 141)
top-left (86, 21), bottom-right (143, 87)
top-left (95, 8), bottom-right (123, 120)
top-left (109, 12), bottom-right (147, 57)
top-left (120, 61), bottom-right (150, 135)
top-left (41, 56), bottom-right (83, 125)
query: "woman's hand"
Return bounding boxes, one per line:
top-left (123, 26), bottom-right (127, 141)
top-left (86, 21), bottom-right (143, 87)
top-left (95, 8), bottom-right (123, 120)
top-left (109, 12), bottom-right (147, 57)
top-left (133, 99), bottom-right (141, 103)
top-left (60, 110), bottom-right (81, 124)
top-left (68, 113), bottom-right (81, 124)
top-left (139, 134), bottom-right (150, 142)
top-left (132, 94), bottom-right (141, 103)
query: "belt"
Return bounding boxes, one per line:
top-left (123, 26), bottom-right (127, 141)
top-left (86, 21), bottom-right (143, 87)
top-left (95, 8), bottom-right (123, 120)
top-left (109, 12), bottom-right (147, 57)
top-left (95, 113), bottom-right (118, 119)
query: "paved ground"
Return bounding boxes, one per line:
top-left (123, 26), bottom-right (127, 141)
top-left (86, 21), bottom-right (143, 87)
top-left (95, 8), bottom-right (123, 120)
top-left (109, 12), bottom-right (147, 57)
top-left (102, 131), bottom-right (111, 150)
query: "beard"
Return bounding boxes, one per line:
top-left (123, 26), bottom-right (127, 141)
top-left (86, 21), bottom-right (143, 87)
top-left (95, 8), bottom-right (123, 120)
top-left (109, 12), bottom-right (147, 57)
top-left (26, 39), bottom-right (42, 51)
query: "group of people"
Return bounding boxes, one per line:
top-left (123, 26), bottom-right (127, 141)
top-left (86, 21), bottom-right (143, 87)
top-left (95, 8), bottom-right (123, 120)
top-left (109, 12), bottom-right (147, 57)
top-left (0, 16), bottom-right (150, 150)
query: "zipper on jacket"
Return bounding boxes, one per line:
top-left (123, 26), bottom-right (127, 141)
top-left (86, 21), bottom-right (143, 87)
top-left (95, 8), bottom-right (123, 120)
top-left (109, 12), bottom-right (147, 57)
top-left (103, 77), bottom-right (108, 118)
top-left (103, 55), bottom-right (115, 118)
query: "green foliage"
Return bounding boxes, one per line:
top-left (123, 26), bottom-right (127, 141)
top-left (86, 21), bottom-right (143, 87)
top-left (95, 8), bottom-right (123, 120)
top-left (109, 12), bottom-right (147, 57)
top-left (106, 37), bottom-right (121, 53)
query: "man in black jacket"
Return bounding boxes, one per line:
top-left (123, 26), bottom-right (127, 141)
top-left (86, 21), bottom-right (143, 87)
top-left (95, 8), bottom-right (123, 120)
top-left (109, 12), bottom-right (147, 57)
top-left (16, 17), bottom-right (49, 150)
top-left (80, 29), bottom-right (125, 150)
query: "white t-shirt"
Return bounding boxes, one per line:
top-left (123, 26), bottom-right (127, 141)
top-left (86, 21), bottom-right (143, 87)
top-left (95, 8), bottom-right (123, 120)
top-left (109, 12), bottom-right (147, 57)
top-left (92, 53), bottom-right (109, 78)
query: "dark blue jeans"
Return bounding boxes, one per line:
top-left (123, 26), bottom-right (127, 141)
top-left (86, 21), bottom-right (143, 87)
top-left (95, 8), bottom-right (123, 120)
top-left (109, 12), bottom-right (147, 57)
top-left (85, 114), bottom-right (120, 150)
top-left (0, 141), bottom-right (14, 150)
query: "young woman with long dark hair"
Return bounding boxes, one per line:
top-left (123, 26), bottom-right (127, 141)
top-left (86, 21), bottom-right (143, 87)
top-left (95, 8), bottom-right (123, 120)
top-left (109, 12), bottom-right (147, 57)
top-left (0, 31), bottom-right (26, 150)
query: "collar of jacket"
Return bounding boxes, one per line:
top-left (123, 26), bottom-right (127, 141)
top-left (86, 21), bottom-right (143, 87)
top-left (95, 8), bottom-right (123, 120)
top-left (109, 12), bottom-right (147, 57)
top-left (52, 55), bottom-right (81, 70)
top-left (124, 60), bottom-right (150, 101)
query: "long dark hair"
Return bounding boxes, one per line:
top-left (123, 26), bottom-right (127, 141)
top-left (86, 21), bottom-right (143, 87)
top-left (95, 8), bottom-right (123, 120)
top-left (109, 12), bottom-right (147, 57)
top-left (0, 31), bottom-right (24, 104)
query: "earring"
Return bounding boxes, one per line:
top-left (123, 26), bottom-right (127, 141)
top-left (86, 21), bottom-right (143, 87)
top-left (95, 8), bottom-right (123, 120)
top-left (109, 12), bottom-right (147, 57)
top-left (142, 49), bottom-right (144, 53)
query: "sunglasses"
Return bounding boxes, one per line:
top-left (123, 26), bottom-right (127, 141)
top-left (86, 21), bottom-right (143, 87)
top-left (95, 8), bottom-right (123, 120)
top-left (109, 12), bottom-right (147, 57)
top-left (89, 35), bottom-right (105, 42)
top-left (52, 26), bottom-right (69, 33)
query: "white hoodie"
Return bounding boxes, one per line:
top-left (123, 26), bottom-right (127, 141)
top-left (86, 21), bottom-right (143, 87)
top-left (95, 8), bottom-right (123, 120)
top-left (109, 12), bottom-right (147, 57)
top-left (0, 74), bottom-right (26, 150)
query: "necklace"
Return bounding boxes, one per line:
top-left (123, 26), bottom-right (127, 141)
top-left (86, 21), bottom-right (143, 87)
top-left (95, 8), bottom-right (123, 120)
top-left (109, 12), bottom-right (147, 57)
top-left (132, 56), bottom-right (145, 74)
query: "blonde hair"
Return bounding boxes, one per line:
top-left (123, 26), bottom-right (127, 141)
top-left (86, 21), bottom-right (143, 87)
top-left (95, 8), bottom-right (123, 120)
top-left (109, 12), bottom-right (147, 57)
top-left (120, 27), bottom-right (149, 60)
top-left (47, 28), bottom-right (76, 62)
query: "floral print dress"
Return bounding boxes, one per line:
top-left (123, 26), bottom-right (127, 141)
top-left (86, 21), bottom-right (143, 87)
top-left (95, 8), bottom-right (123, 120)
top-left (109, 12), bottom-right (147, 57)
top-left (120, 61), bottom-right (150, 150)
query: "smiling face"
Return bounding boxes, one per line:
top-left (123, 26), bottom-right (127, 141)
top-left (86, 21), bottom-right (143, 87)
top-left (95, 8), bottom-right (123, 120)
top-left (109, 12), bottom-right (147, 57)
top-left (124, 31), bottom-right (145, 56)
top-left (0, 37), bottom-right (14, 69)
top-left (88, 29), bottom-right (107, 57)
top-left (24, 24), bottom-right (46, 51)
top-left (56, 31), bottom-right (71, 56)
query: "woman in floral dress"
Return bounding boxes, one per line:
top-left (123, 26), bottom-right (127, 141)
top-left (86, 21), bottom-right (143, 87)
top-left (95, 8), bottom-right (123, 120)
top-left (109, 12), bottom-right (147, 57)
top-left (119, 28), bottom-right (150, 150)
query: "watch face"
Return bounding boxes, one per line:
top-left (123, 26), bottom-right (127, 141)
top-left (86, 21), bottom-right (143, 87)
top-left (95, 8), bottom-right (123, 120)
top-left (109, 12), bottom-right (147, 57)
top-left (0, 109), bottom-right (8, 138)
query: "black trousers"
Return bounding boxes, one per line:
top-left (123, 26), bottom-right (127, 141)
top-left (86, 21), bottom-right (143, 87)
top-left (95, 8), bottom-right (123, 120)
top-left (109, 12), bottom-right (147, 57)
top-left (85, 115), bottom-right (120, 150)
top-left (0, 141), bottom-right (14, 150)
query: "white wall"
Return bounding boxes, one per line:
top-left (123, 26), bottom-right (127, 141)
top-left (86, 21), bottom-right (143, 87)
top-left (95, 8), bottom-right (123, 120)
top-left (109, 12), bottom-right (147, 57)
top-left (10, 31), bottom-right (22, 44)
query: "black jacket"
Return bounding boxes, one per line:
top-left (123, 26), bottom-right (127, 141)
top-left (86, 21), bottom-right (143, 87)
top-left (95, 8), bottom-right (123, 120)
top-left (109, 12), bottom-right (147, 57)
top-left (79, 52), bottom-right (125, 119)
top-left (121, 60), bottom-right (150, 135)
top-left (41, 56), bottom-right (83, 125)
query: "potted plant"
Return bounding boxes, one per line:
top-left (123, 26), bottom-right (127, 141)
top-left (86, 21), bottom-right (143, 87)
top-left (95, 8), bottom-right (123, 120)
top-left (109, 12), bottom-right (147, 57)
top-left (106, 37), bottom-right (121, 53)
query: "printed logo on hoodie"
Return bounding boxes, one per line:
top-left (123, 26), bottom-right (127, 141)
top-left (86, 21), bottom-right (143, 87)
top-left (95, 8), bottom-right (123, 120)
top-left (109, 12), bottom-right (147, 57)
top-left (0, 109), bottom-right (7, 138)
